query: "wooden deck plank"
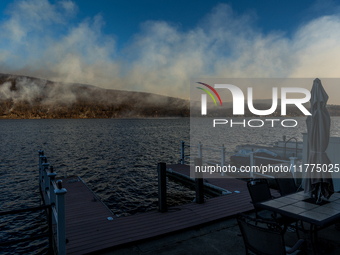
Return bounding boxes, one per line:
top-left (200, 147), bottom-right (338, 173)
top-left (66, 216), bottom-right (207, 249)
top-left (49, 164), bottom-right (259, 254)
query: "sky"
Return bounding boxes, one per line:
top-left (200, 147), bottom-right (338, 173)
top-left (1, 0), bottom-right (340, 102)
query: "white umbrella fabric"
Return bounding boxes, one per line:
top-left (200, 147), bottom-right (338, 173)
top-left (304, 78), bottom-right (334, 202)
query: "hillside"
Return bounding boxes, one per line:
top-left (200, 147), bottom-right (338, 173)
top-left (0, 74), bottom-right (189, 119)
top-left (2, 74), bottom-right (340, 119)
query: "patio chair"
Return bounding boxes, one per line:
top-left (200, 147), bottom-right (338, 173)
top-left (247, 179), bottom-right (300, 238)
top-left (237, 214), bottom-right (305, 255)
top-left (247, 179), bottom-right (281, 221)
top-left (275, 176), bottom-right (298, 196)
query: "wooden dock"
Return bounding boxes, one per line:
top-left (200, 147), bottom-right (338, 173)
top-left (46, 164), bottom-right (274, 254)
top-left (57, 176), bottom-right (115, 255)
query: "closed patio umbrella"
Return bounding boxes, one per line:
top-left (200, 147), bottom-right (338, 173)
top-left (304, 78), bottom-right (334, 202)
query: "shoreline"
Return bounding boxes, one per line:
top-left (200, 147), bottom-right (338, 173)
top-left (0, 116), bottom-right (190, 120)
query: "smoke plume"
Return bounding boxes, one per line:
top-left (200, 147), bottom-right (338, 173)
top-left (1, 0), bottom-right (340, 103)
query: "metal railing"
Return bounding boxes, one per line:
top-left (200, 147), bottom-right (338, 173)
top-left (181, 141), bottom-right (226, 167)
top-left (180, 141), bottom-right (191, 164)
top-left (181, 141), bottom-right (227, 175)
top-left (284, 137), bottom-right (298, 158)
top-left (38, 150), bottom-right (67, 255)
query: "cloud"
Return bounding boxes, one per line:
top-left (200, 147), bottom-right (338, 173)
top-left (290, 15), bottom-right (340, 77)
top-left (2, 0), bottom-right (76, 41)
top-left (1, 0), bottom-right (340, 103)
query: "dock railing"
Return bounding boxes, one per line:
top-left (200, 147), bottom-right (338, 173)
top-left (181, 141), bottom-right (226, 167)
top-left (38, 150), bottom-right (67, 255)
top-left (181, 142), bottom-right (298, 178)
top-left (180, 141), bottom-right (227, 175)
top-left (180, 141), bottom-right (191, 164)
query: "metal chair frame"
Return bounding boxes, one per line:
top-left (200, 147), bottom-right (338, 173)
top-left (237, 214), bottom-right (305, 255)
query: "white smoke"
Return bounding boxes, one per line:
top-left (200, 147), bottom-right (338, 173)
top-left (0, 77), bottom-right (45, 104)
top-left (0, 0), bottom-right (340, 103)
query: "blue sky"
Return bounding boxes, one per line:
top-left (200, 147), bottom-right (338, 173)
top-left (12, 0), bottom-right (336, 50)
top-left (47, 0), bottom-right (340, 48)
top-left (1, 0), bottom-right (340, 100)
top-left (32, 0), bottom-right (336, 47)
top-left (65, 0), bottom-right (312, 48)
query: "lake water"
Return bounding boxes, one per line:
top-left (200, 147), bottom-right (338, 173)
top-left (1, 117), bottom-right (340, 254)
top-left (0, 118), bottom-right (192, 254)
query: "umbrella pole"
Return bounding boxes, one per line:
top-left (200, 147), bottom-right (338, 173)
top-left (316, 184), bottom-right (322, 204)
top-left (312, 183), bottom-right (323, 204)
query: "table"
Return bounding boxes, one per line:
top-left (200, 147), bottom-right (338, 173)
top-left (257, 191), bottom-right (340, 254)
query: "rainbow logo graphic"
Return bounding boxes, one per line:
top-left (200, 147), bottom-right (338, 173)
top-left (196, 82), bottom-right (222, 106)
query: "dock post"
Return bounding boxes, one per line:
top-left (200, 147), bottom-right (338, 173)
top-left (42, 163), bottom-right (50, 197)
top-left (181, 141), bottom-right (185, 165)
top-left (55, 180), bottom-right (67, 255)
top-left (198, 142), bottom-right (203, 159)
top-left (289, 157), bottom-right (298, 179)
top-left (47, 166), bottom-right (57, 224)
top-left (158, 162), bottom-right (167, 212)
top-left (38, 150), bottom-right (44, 165)
top-left (194, 158), bottom-right (204, 204)
top-left (39, 153), bottom-right (46, 188)
top-left (221, 144), bottom-right (225, 176)
top-left (250, 152), bottom-right (254, 179)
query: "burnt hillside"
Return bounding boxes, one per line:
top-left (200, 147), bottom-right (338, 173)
top-left (0, 74), bottom-right (189, 119)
